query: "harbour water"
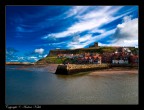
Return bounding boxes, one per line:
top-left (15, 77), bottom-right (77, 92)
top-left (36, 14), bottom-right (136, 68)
top-left (6, 65), bottom-right (138, 105)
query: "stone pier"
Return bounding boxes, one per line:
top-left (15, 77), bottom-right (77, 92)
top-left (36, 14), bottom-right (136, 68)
top-left (55, 64), bottom-right (110, 75)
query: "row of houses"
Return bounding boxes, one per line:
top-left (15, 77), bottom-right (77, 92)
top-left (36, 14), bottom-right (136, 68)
top-left (57, 47), bottom-right (138, 65)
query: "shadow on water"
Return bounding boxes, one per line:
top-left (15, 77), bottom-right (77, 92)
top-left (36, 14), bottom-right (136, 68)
top-left (55, 71), bottom-right (90, 79)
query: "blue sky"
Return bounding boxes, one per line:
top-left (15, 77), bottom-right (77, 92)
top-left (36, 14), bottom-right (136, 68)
top-left (6, 6), bottom-right (138, 62)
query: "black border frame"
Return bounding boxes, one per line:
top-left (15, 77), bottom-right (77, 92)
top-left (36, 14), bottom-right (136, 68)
top-left (1, 0), bottom-right (143, 109)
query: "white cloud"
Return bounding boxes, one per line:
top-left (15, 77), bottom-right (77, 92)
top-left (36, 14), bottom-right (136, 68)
top-left (67, 6), bottom-right (128, 34)
top-left (68, 18), bottom-right (108, 32)
top-left (10, 60), bottom-right (18, 61)
top-left (40, 7), bottom-right (137, 48)
top-left (41, 34), bottom-right (57, 41)
top-left (122, 15), bottom-right (132, 22)
top-left (68, 42), bottom-right (87, 49)
top-left (43, 54), bottom-right (47, 58)
top-left (18, 57), bottom-right (24, 60)
top-left (90, 29), bottom-right (105, 34)
top-left (35, 48), bottom-right (44, 54)
top-left (72, 34), bottom-right (80, 42)
top-left (66, 7), bottom-right (115, 35)
top-left (124, 40), bottom-right (138, 43)
top-left (34, 59), bottom-right (38, 61)
top-left (29, 56), bottom-right (37, 59)
top-left (38, 55), bottom-right (43, 58)
top-left (65, 6), bottom-right (90, 18)
top-left (41, 34), bottom-right (51, 39)
top-left (67, 29), bottom-right (115, 49)
top-left (111, 16), bottom-right (138, 47)
top-left (112, 40), bottom-right (138, 47)
top-left (99, 40), bottom-right (138, 47)
top-left (28, 56), bottom-right (39, 61)
top-left (68, 33), bottom-right (93, 49)
top-left (43, 6), bottom-right (126, 39)
top-left (77, 6), bottom-right (113, 20)
top-left (79, 34), bottom-right (92, 43)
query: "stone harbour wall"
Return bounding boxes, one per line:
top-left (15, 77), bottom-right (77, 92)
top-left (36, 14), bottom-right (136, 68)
top-left (55, 64), bottom-right (110, 75)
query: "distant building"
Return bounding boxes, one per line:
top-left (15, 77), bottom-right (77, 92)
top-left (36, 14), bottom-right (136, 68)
top-left (129, 55), bottom-right (138, 64)
top-left (89, 42), bottom-right (99, 48)
top-left (49, 42), bottom-right (138, 65)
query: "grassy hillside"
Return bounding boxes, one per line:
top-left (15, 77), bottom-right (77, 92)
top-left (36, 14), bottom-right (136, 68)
top-left (36, 46), bottom-right (138, 64)
top-left (36, 56), bottom-right (78, 64)
top-left (36, 56), bottom-right (67, 64)
top-left (49, 47), bottom-right (117, 56)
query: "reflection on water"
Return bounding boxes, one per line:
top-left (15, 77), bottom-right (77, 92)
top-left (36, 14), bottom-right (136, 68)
top-left (6, 65), bottom-right (138, 105)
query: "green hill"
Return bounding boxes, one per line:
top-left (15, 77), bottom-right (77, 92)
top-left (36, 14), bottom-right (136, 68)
top-left (36, 45), bottom-right (138, 64)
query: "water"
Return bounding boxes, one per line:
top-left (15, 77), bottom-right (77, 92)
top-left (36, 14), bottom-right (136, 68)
top-left (6, 65), bottom-right (138, 105)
